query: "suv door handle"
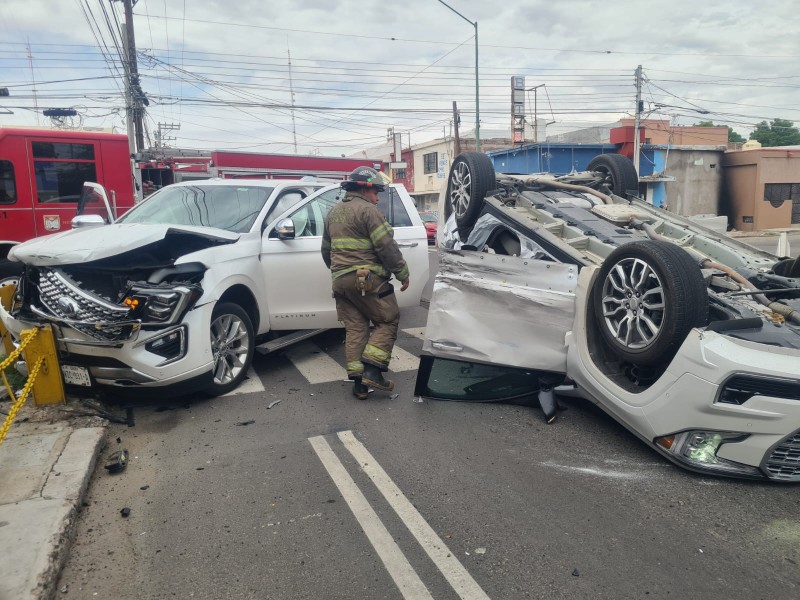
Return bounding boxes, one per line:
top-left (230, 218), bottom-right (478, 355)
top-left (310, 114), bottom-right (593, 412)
top-left (397, 242), bottom-right (419, 248)
top-left (431, 341), bottom-right (463, 352)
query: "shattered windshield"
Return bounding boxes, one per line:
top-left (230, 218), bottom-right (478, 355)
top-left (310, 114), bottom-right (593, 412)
top-left (118, 185), bottom-right (275, 233)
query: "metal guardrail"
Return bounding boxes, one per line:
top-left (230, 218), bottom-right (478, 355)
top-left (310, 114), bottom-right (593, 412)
top-left (0, 285), bottom-right (65, 446)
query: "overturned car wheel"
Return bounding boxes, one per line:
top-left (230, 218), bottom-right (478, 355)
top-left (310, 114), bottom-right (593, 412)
top-left (587, 153), bottom-right (639, 197)
top-left (446, 152), bottom-right (496, 237)
top-left (207, 302), bottom-right (254, 396)
top-left (592, 241), bottom-right (708, 367)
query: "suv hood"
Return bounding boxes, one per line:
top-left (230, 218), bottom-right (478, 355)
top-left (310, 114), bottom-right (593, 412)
top-left (9, 223), bottom-right (239, 266)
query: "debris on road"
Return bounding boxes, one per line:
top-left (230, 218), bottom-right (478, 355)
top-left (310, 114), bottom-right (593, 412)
top-left (475, 547), bottom-right (486, 555)
top-left (104, 449), bottom-right (128, 473)
top-left (120, 507), bottom-right (131, 518)
top-left (236, 419), bottom-right (256, 426)
top-left (140, 485), bottom-right (149, 491)
top-left (267, 400), bottom-right (282, 409)
top-left (572, 568), bottom-right (580, 577)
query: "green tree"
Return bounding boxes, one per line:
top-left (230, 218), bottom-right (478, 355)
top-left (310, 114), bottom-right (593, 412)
top-left (694, 120), bottom-right (745, 143)
top-left (749, 119), bottom-right (800, 147)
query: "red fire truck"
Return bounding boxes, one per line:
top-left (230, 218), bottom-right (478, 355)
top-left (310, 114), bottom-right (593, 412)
top-left (0, 127), bottom-right (137, 280)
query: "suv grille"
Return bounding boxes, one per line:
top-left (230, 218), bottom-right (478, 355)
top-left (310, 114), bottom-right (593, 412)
top-left (36, 269), bottom-right (134, 341)
top-left (717, 374), bottom-right (800, 405)
top-left (764, 432), bottom-right (800, 481)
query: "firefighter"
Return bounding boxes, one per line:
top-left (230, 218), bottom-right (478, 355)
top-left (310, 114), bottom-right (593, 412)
top-left (321, 167), bottom-right (410, 400)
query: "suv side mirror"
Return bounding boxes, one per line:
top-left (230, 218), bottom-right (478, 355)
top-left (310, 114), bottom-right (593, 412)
top-left (72, 214), bottom-right (106, 229)
top-left (274, 218), bottom-right (295, 240)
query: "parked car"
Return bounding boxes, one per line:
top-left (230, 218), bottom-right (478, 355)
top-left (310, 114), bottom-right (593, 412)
top-left (419, 212), bottom-right (438, 245)
top-left (415, 152), bottom-right (800, 481)
top-left (1, 178), bottom-right (429, 396)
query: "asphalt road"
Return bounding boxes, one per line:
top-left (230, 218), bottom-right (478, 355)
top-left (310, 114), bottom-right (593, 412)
top-left (58, 247), bottom-right (799, 600)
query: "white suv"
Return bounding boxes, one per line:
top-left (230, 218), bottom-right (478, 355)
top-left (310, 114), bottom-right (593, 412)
top-left (1, 178), bottom-right (429, 396)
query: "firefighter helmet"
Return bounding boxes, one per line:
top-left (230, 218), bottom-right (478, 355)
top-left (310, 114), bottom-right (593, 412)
top-left (342, 166), bottom-right (386, 192)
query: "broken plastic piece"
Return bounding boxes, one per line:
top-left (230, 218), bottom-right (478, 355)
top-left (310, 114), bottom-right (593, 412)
top-left (104, 449), bottom-right (129, 473)
top-left (236, 419), bottom-right (255, 426)
top-left (120, 507), bottom-right (131, 518)
top-left (267, 400), bottom-right (282, 409)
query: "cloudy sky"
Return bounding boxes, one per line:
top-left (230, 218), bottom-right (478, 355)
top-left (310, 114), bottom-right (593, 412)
top-left (0, 0), bottom-right (797, 156)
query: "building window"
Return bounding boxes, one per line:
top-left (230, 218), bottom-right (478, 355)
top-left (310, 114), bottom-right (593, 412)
top-left (395, 168), bottom-right (406, 180)
top-left (764, 183), bottom-right (800, 209)
top-left (0, 160), bottom-right (16, 204)
top-left (31, 141), bottom-right (98, 203)
top-left (423, 152), bottom-right (437, 174)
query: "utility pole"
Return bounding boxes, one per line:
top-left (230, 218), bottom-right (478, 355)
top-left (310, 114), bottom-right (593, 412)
top-left (633, 64), bottom-right (643, 177)
top-left (115, 0), bottom-right (145, 154)
top-left (452, 101), bottom-right (461, 155)
top-left (155, 122), bottom-right (180, 153)
top-left (437, 1), bottom-right (479, 151)
top-left (26, 40), bottom-right (40, 126)
top-left (287, 45), bottom-right (298, 154)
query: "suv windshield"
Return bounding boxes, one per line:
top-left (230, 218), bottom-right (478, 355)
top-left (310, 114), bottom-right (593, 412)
top-left (118, 185), bottom-right (275, 233)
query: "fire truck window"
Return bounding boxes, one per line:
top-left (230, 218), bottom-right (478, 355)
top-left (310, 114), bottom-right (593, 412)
top-left (34, 162), bottom-right (98, 203)
top-left (32, 142), bottom-right (95, 160)
top-left (0, 160), bottom-right (16, 205)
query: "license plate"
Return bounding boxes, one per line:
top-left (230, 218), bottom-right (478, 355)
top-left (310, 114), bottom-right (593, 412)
top-left (61, 365), bottom-right (91, 387)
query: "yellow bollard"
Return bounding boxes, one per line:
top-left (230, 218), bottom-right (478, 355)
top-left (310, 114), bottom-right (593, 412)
top-left (0, 284), bottom-right (15, 356)
top-left (20, 326), bottom-right (65, 405)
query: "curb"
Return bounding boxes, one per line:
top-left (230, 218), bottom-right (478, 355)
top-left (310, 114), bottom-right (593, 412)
top-left (0, 426), bottom-right (106, 600)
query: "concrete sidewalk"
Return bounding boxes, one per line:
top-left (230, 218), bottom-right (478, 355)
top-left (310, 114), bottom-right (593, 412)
top-left (0, 421), bottom-right (105, 600)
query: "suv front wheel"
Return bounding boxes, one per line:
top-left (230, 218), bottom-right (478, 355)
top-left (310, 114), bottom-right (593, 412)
top-left (207, 302), bottom-right (254, 396)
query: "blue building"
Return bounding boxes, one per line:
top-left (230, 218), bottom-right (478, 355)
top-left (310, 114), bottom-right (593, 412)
top-left (486, 143), bottom-right (673, 207)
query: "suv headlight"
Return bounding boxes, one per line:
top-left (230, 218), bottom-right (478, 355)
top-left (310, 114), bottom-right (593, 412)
top-left (655, 430), bottom-right (763, 478)
top-left (122, 284), bottom-right (201, 326)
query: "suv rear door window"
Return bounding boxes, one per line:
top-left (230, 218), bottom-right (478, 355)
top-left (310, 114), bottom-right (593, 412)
top-left (377, 187), bottom-right (412, 227)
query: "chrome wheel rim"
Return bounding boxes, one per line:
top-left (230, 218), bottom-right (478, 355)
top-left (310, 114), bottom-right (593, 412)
top-left (448, 161), bottom-right (471, 219)
top-left (600, 258), bottom-right (665, 349)
top-left (210, 313), bottom-right (250, 385)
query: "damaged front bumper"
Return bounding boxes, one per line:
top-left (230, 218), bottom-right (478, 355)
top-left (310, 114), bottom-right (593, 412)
top-left (0, 269), bottom-right (213, 390)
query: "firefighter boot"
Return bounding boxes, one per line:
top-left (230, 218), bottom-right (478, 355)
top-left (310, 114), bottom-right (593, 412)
top-left (362, 363), bottom-right (394, 392)
top-left (352, 378), bottom-right (369, 400)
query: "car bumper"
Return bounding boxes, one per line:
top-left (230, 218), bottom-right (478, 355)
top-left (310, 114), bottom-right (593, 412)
top-left (566, 266), bottom-right (800, 481)
top-left (0, 299), bottom-right (214, 390)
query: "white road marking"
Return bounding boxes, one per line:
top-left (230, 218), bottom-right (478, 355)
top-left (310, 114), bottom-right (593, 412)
top-left (401, 327), bottom-right (426, 341)
top-left (284, 341), bottom-right (347, 384)
top-left (223, 367), bottom-right (265, 396)
top-left (389, 346), bottom-right (419, 373)
top-left (339, 431), bottom-right (490, 600)
top-left (308, 435), bottom-right (434, 600)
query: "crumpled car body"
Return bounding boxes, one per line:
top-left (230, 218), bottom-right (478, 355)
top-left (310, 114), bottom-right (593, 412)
top-left (416, 152), bottom-right (800, 481)
top-left (1, 179), bottom-right (429, 396)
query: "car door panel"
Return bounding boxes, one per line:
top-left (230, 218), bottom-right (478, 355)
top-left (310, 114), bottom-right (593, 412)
top-left (260, 188), bottom-right (342, 330)
top-left (376, 186), bottom-right (428, 308)
top-left (260, 184), bottom-right (428, 330)
top-left (422, 250), bottom-right (577, 372)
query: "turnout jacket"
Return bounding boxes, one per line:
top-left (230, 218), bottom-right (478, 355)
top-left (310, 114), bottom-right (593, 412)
top-left (321, 191), bottom-right (409, 282)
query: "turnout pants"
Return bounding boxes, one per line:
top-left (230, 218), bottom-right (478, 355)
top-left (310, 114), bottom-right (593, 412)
top-left (332, 272), bottom-right (400, 378)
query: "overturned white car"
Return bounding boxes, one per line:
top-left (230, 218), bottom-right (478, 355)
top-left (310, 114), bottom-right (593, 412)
top-left (1, 179), bottom-right (429, 396)
top-left (415, 152), bottom-right (800, 481)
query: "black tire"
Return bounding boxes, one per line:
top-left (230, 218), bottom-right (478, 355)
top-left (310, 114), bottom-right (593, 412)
top-left (587, 154), bottom-right (639, 197)
top-left (592, 241), bottom-right (708, 367)
top-left (445, 152), bottom-right (496, 237)
top-left (206, 302), bottom-right (255, 396)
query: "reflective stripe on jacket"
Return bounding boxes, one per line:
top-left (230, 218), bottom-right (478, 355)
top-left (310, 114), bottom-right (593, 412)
top-left (321, 191), bottom-right (409, 282)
